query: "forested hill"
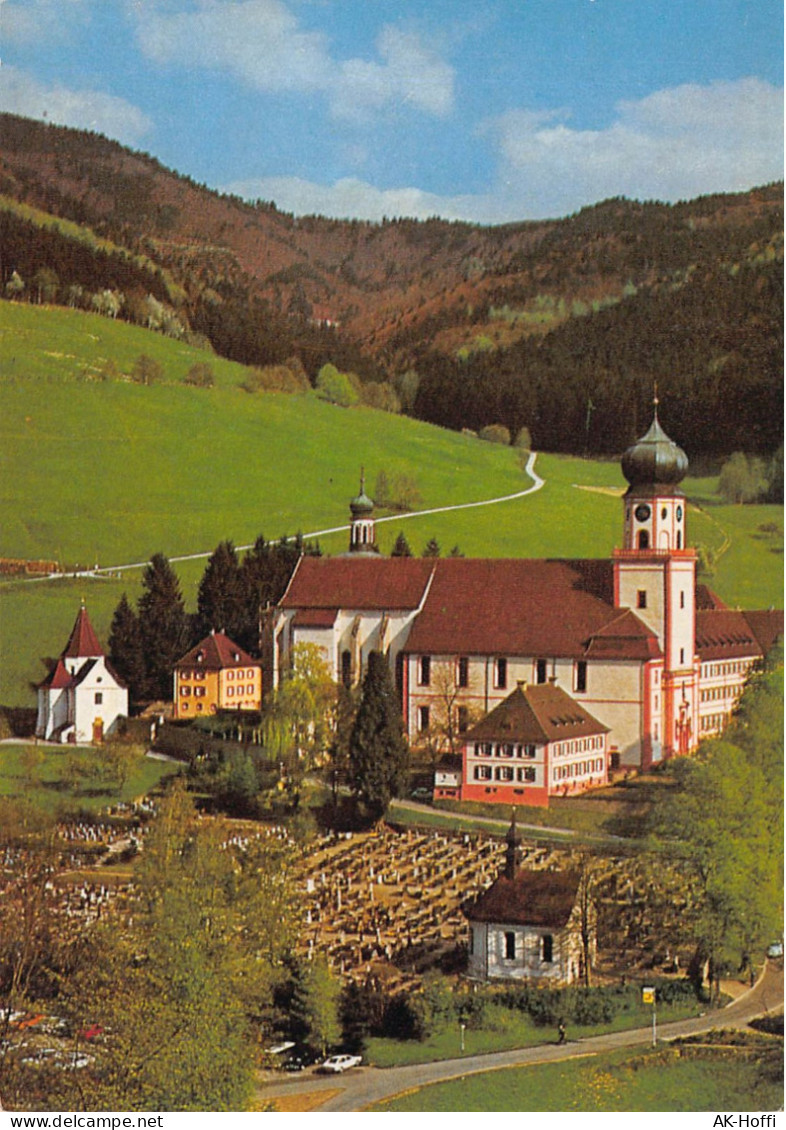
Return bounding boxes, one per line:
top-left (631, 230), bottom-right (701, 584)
top-left (0, 112), bottom-right (782, 457)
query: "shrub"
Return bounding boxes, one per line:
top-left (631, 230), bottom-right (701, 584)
top-left (183, 362), bottom-right (215, 388)
top-left (316, 363), bottom-right (359, 407)
top-left (478, 424), bottom-right (511, 445)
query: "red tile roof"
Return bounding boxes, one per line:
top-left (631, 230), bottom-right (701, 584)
top-left (281, 556), bottom-right (435, 611)
top-left (62, 605), bottom-right (104, 659)
top-left (695, 610), bottom-right (768, 660)
top-left (404, 559), bottom-right (658, 660)
top-left (464, 868), bottom-right (581, 928)
top-left (696, 584), bottom-right (728, 611)
top-left (292, 608), bottom-right (339, 628)
top-left (743, 609), bottom-right (784, 656)
top-left (175, 632), bottom-right (259, 671)
top-left (39, 657), bottom-right (75, 690)
top-left (466, 683), bottom-right (609, 745)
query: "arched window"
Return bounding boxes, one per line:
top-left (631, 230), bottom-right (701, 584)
top-left (638, 529), bottom-right (649, 550)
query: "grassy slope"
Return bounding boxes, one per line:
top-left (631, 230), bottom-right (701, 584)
top-left (374, 1042), bottom-right (783, 1112)
top-left (0, 301), bottom-right (781, 706)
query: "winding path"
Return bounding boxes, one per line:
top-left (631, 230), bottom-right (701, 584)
top-left (255, 961), bottom-right (783, 1112)
top-left (39, 452), bottom-right (545, 580)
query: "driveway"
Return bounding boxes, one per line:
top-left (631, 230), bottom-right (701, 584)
top-left (256, 960), bottom-right (783, 1112)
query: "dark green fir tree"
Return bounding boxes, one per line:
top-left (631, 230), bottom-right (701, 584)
top-left (349, 651), bottom-right (408, 818)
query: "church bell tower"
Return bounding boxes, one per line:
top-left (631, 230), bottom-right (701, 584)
top-left (348, 470), bottom-right (378, 554)
top-left (614, 397), bottom-right (698, 761)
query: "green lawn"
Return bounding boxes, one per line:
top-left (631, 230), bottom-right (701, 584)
top-left (0, 742), bottom-right (179, 814)
top-left (0, 300), bottom-right (781, 707)
top-left (373, 1040), bottom-right (783, 1111)
top-left (365, 999), bottom-right (704, 1069)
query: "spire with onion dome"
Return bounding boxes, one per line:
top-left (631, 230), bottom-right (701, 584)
top-left (621, 390), bottom-right (689, 492)
top-left (348, 469), bottom-right (378, 554)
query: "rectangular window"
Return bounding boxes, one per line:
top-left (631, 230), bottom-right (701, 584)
top-left (680, 648), bottom-right (685, 665)
top-left (504, 931), bottom-right (516, 960)
top-left (523, 767), bottom-right (536, 783)
top-left (541, 934), bottom-right (553, 963)
top-left (496, 766), bottom-right (514, 782)
top-left (94, 692), bottom-right (103, 705)
top-left (525, 744), bottom-right (537, 758)
top-left (575, 660), bottom-right (587, 693)
top-left (536, 658), bottom-right (548, 684)
top-left (457, 656), bottom-right (469, 688)
top-left (457, 705), bottom-right (469, 733)
top-left (680, 591), bottom-right (685, 609)
top-left (637, 590), bottom-right (647, 609)
top-left (419, 656), bottom-right (431, 686)
top-left (474, 764), bottom-right (492, 781)
top-left (495, 657), bottom-right (507, 689)
top-left (180, 686), bottom-right (191, 697)
top-left (418, 705), bottom-right (430, 731)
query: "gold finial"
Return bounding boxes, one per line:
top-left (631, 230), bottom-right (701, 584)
top-left (653, 381), bottom-right (659, 408)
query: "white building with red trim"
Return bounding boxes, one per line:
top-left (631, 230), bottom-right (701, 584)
top-left (35, 604), bottom-right (128, 744)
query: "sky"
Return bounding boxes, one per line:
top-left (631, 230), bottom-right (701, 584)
top-left (0, 0), bottom-right (783, 224)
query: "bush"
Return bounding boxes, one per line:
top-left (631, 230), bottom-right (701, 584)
top-left (183, 362), bottom-right (215, 388)
top-left (478, 424), bottom-right (511, 445)
top-left (514, 426), bottom-right (532, 450)
top-left (316, 363), bottom-right (359, 407)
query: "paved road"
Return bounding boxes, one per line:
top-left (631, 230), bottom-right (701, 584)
top-left (257, 961), bottom-right (783, 1112)
top-left (36, 452), bottom-right (545, 579)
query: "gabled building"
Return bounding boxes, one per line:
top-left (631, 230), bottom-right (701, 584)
top-left (452, 681), bottom-right (609, 808)
top-left (464, 818), bottom-right (592, 984)
top-left (36, 603), bottom-right (128, 743)
top-left (269, 405), bottom-right (782, 782)
top-left (173, 630), bottom-right (262, 719)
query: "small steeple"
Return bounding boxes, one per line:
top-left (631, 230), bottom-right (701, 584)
top-left (348, 468), bottom-right (378, 554)
top-left (504, 809), bottom-right (522, 880)
top-left (621, 395), bottom-right (689, 490)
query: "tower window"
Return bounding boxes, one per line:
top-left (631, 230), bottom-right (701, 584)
top-left (637, 590), bottom-right (647, 609)
top-left (680, 648), bottom-right (685, 665)
top-left (676, 531), bottom-right (682, 549)
top-left (680, 591), bottom-right (685, 609)
top-left (637, 530), bottom-right (650, 549)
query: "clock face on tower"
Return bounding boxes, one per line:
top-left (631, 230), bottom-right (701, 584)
top-left (634, 503), bottom-right (651, 522)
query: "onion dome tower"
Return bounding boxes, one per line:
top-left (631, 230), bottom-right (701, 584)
top-left (621, 395), bottom-right (689, 553)
top-left (615, 392), bottom-right (698, 763)
top-left (348, 470), bottom-right (378, 554)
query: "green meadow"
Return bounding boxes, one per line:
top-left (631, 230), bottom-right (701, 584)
top-left (0, 300), bottom-right (781, 706)
top-left (373, 1040), bottom-right (783, 1112)
top-left (0, 742), bottom-right (177, 814)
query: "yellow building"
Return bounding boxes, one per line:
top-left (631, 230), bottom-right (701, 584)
top-left (173, 630), bottom-right (262, 719)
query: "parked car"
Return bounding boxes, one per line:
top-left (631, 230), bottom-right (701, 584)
top-left (410, 787), bottom-right (432, 802)
top-left (317, 1054), bottom-right (362, 1074)
top-left (282, 1051), bottom-right (317, 1073)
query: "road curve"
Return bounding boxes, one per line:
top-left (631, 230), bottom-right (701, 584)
top-left (41, 452), bottom-right (545, 580)
top-left (256, 960), bottom-right (783, 1113)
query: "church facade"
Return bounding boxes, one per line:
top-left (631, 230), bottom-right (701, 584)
top-left (36, 604), bottom-right (128, 744)
top-left (267, 409), bottom-right (782, 789)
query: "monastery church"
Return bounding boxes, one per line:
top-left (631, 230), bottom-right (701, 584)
top-left (268, 406), bottom-right (782, 806)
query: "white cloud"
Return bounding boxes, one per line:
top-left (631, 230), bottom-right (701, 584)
top-left (222, 174), bottom-right (478, 223)
top-left (131, 0), bottom-right (454, 120)
top-left (1, 0), bottom-right (91, 44)
top-left (225, 79), bottom-right (783, 224)
top-left (486, 78), bottom-right (784, 217)
top-left (0, 65), bottom-right (152, 144)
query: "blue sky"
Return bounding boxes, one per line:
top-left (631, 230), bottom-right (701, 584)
top-left (1, 0), bottom-right (782, 222)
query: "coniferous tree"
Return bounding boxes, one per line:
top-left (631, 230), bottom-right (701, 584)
top-left (390, 532), bottom-right (412, 557)
top-left (348, 651), bottom-right (408, 818)
top-left (108, 593), bottom-right (146, 704)
top-left (422, 537), bottom-right (441, 558)
top-left (197, 540), bottom-right (243, 639)
top-left (137, 553), bottom-right (189, 701)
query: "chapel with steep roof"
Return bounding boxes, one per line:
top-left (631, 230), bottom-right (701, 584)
top-left (36, 603), bottom-right (128, 744)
